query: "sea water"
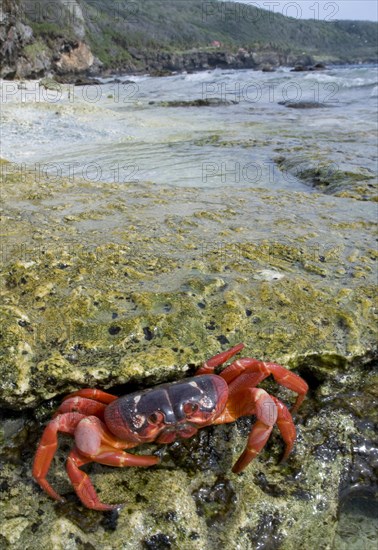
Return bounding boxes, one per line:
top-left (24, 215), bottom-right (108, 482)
top-left (1, 64), bottom-right (377, 193)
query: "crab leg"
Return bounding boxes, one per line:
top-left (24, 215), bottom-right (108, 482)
top-left (56, 389), bottom-right (118, 419)
top-left (32, 412), bottom-right (86, 502)
top-left (63, 388), bottom-right (117, 404)
top-left (213, 387), bottom-right (278, 472)
top-left (66, 449), bottom-right (117, 511)
top-left (196, 343), bottom-right (245, 375)
top-left (67, 416), bottom-right (159, 510)
top-left (232, 388), bottom-right (276, 473)
top-left (232, 395), bottom-right (296, 471)
top-left (54, 397), bottom-right (107, 420)
top-left (220, 358), bottom-right (308, 413)
top-left (214, 386), bottom-right (297, 471)
top-left (67, 446), bottom-right (159, 511)
top-left (232, 420), bottom-right (274, 473)
top-left (271, 396), bottom-right (296, 463)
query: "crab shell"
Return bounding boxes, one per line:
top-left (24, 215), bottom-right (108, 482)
top-left (104, 375), bottom-right (229, 444)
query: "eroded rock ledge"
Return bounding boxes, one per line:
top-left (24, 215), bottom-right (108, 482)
top-left (0, 163), bottom-right (377, 549)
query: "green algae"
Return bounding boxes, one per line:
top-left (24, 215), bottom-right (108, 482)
top-left (39, 77), bottom-right (63, 92)
top-left (275, 153), bottom-right (378, 201)
top-left (193, 135), bottom-right (272, 148)
top-left (1, 246), bottom-right (375, 409)
top-left (1, 165), bottom-right (376, 406)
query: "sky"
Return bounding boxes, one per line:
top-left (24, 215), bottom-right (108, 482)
top-left (229, 1), bottom-right (378, 21)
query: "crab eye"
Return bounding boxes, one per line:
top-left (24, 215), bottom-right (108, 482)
top-left (147, 411), bottom-right (164, 424)
top-left (183, 402), bottom-right (199, 415)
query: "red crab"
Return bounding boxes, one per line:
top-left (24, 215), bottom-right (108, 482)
top-left (32, 344), bottom-right (308, 510)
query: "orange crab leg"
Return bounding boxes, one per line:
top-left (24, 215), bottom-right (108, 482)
top-left (66, 416), bottom-right (159, 510)
top-left (232, 420), bottom-right (274, 473)
top-left (66, 446), bottom-right (159, 511)
top-left (63, 388), bottom-right (117, 404)
top-left (53, 397), bottom-right (107, 419)
top-left (233, 396), bottom-right (296, 471)
top-left (265, 363), bottom-right (308, 413)
top-left (32, 412), bottom-right (86, 502)
top-left (196, 343), bottom-right (245, 375)
top-left (214, 386), bottom-right (297, 472)
top-left (271, 396), bottom-right (296, 463)
top-left (220, 358), bottom-right (308, 413)
top-left (66, 449), bottom-right (117, 511)
top-left (213, 387), bottom-right (278, 472)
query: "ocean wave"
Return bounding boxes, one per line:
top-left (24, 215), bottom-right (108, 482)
top-left (303, 72), bottom-right (378, 89)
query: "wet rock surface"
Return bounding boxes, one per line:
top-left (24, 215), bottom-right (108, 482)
top-left (0, 162), bottom-right (377, 548)
top-left (275, 152), bottom-right (377, 201)
top-left (278, 101), bottom-right (329, 109)
top-left (151, 98), bottom-right (239, 107)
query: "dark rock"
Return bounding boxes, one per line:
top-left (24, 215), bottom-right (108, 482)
top-left (192, 476), bottom-right (237, 526)
top-left (143, 533), bottom-right (172, 549)
top-left (291, 65), bottom-right (307, 72)
top-left (140, 48), bottom-right (270, 75)
top-left (105, 78), bottom-right (135, 85)
top-left (291, 62), bottom-right (327, 72)
top-left (53, 74), bottom-right (102, 86)
top-left (278, 101), bottom-right (328, 109)
top-left (293, 54), bottom-right (315, 67)
top-left (159, 98), bottom-right (238, 107)
top-left (150, 69), bottom-right (174, 77)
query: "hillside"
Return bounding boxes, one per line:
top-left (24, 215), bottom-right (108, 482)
top-left (83, 1), bottom-right (377, 61)
top-left (1, 0), bottom-right (377, 78)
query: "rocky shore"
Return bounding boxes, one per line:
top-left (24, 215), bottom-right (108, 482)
top-left (0, 157), bottom-right (377, 549)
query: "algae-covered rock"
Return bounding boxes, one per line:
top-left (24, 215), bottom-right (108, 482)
top-left (275, 152), bottom-right (377, 201)
top-left (0, 241), bottom-right (376, 408)
top-left (278, 101), bottom-right (329, 109)
top-left (0, 164), bottom-right (377, 549)
top-left (0, 363), bottom-right (376, 549)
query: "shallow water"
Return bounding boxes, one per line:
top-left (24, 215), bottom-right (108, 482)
top-left (1, 65), bottom-right (377, 192)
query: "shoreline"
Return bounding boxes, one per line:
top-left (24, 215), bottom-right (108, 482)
top-left (5, 62), bottom-right (378, 83)
top-left (0, 60), bottom-right (378, 89)
top-left (2, 59), bottom-right (377, 87)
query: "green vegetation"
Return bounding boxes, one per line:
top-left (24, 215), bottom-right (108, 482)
top-left (23, 38), bottom-right (50, 62)
top-left (80, 0), bottom-right (377, 65)
top-left (29, 22), bottom-right (64, 39)
top-left (19, 0), bottom-right (378, 70)
top-left (23, 0), bottom-right (79, 41)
